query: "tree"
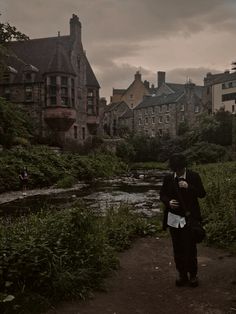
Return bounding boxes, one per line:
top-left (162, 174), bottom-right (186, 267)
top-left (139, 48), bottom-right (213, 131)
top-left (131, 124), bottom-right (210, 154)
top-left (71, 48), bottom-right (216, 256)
top-left (0, 14), bottom-right (29, 73)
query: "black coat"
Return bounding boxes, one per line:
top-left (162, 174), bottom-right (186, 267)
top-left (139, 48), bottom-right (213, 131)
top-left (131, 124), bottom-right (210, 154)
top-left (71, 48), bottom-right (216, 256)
top-left (160, 169), bottom-right (206, 230)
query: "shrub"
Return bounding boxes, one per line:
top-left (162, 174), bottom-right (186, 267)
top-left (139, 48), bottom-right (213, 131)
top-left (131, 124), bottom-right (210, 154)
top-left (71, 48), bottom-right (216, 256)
top-left (195, 162), bottom-right (236, 249)
top-left (0, 205), bottom-right (161, 313)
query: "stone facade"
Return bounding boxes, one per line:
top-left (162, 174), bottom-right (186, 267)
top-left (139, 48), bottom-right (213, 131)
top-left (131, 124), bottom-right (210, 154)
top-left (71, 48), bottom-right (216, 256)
top-left (110, 71), bottom-right (150, 109)
top-left (0, 14), bottom-right (101, 148)
top-left (134, 82), bottom-right (204, 137)
top-left (103, 101), bottom-right (130, 137)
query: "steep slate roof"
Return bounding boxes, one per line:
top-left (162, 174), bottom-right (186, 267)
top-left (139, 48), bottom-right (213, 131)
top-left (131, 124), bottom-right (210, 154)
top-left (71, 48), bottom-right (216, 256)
top-left (113, 89), bottom-right (126, 96)
top-left (119, 107), bottom-right (133, 119)
top-left (46, 39), bottom-right (75, 75)
top-left (5, 35), bottom-right (99, 87)
top-left (135, 89), bottom-right (184, 110)
top-left (85, 56), bottom-right (100, 87)
top-left (104, 101), bottom-right (128, 112)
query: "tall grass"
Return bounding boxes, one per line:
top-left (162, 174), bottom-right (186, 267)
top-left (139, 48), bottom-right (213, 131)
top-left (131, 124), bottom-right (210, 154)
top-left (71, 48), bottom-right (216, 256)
top-left (195, 162), bottom-right (236, 250)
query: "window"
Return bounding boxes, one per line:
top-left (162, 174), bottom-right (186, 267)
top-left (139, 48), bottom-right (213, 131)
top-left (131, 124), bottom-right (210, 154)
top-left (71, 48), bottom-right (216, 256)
top-left (158, 129), bottom-right (163, 137)
top-left (159, 105), bottom-right (162, 113)
top-left (71, 78), bottom-right (75, 88)
top-left (138, 118), bottom-right (142, 125)
top-left (222, 92), bottom-right (236, 102)
top-left (4, 87), bottom-right (10, 100)
top-left (49, 86), bottom-right (57, 95)
top-left (222, 83), bottom-right (226, 90)
top-left (180, 113), bottom-right (185, 122)
top-left (74, 126), bottom-right (78, 139)
top-left (159, 116), bottom-right (163, 123)
top-left (61, 97), bottom-right (69, 106)
top-left (152, 117), bottom-right (155, 124)
top-left (50, 97), bottom-right (56, 105)
top-left (50, 76), bottom-right (56, 85)
top-left (88, 90), bottom-right (93, 97)
top-left (61, 87), bottom-right (68, 96)
top-left (25, 86), bottom-right (33, 102)
top-left (232, 105), bottom-right (235, 113)
top-left (166, 104), bottom-right (170, 112)
top-left (25, 73), bottom-right (32, 82)
top-left (2, 73), bottom-right (10, 83)
top-left (82, 127), bottom-right (85, 140)
top-left (229, 82), bottom-right (233, 88)
top-left (207, 87), bottom-right (210, 94)
top-left (165, 115), bottom-right (170, 123)
top-left (130, 103), bottom-right (133, 109)
top-left (130, 94), bottom-right (133, 99)
top-left (145, 117), bottom-right (148, 124)
top-left (194, 105), bottom-right (200, 113)
top-left (151, 107), bottom-right (155, 114)
top-left (180, 104), bottom-right (185, 111)
top-left (145, 108), bottom-right (148, 115)
top-left (151, 129), bottom-right (155, 137)
top-left (61, 76), bottom-right (68, 86)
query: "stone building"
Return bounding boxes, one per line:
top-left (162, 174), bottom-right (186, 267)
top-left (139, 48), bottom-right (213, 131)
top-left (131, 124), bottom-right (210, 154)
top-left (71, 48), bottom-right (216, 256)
top-left (134, 81), bottom-right (204, 138)
top-left (203, 70), bottom-right (236, 114)
top-left (110, 71), bottom-right (150, 109)
top-left (103, 101), bottom-right (130, 137)
top-left (0, 14), bottom-right (101, 147)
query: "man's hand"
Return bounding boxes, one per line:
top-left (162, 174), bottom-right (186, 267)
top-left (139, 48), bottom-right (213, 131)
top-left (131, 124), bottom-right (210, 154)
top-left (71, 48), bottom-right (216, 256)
top-left (178, 180), bottom-right (188, 189)
top-left (169, 199), bottom-right (179, 209)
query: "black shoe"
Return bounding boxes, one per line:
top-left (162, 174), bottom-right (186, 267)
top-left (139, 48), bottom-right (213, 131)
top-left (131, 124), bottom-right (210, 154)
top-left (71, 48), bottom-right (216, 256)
top-left (189, 275), bottom-right (199, 287)
top-left (175, 274), bottom-right (189, 287)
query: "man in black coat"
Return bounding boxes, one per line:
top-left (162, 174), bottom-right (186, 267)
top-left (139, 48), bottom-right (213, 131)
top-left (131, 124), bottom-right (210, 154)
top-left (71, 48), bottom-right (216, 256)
top-left (160, 154), bottom-right (206, 287)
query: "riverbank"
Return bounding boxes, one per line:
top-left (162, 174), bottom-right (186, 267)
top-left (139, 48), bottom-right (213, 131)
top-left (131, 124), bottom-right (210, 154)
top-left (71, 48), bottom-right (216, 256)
top-left (0, 183), bottom-right (87, 205)
top-left (46, 236), bottom-right (236, 314)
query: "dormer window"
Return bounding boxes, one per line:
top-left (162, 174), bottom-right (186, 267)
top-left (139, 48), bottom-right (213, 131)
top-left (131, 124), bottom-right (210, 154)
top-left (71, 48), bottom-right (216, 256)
top-left (25, 86), bottom-right (33, 102)
top-left (24, 72), bottom-right (32, 82)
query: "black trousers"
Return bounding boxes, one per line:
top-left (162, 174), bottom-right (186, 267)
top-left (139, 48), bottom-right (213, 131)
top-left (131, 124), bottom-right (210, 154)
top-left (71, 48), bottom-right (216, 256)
top-left (169, 225), bottom-right (197, 276)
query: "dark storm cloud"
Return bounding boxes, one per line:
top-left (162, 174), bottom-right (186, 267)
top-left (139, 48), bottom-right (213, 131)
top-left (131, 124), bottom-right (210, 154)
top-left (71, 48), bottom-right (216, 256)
top-left (2, 0), bottom-right (236, 99)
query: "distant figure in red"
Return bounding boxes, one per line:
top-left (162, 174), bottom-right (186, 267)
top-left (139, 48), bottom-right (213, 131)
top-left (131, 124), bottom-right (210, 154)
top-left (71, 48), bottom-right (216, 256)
top-left (19, 167), bottom-right (28, 195)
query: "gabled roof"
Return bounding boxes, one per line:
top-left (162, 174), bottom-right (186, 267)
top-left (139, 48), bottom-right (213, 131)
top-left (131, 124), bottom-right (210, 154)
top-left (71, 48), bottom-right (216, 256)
top-left (46, 39), bottom-right (75, 75)
top-left (5, 35), bottom-right (99, 87)
top-left (104, 101), bottom-right (128, 112)
top-left (135, 89), bottom-right (184, 110)
top-left (85, 55), bottom-right (100, 88)
top-left (119, 108), bottom-right (133, 119)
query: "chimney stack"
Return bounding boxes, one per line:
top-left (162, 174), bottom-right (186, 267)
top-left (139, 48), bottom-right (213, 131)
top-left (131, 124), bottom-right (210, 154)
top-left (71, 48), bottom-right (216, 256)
top-left (70, 14), bottom-right (82, 42)
top-left (157, 71), bottom-right (166, 87)
top-left (135, 71), bottom-right (141, 81)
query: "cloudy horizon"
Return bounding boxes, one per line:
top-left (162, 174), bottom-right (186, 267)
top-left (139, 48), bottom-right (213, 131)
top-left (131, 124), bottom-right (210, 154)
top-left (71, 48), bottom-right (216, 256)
top-left (1, 0), bottom-right (236, 101)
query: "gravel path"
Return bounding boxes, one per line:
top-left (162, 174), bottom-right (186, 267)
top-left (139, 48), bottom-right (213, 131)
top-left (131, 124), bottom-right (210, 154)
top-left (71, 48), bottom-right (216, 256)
top-left (46, 236), bottom-right (236, 314)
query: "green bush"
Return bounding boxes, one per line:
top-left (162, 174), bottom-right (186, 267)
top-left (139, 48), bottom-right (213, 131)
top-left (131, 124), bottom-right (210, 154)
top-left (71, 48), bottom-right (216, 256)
top-left (0, 205), bottom-right (161, 313)
top-left (195, 162), bottom-right (236, 249)
top-left (0, 147), bottom-right (127, 193)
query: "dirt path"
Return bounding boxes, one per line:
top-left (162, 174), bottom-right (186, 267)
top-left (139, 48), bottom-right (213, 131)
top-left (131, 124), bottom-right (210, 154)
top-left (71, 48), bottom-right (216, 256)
top-left (46, 236), bottom-right (236, 314)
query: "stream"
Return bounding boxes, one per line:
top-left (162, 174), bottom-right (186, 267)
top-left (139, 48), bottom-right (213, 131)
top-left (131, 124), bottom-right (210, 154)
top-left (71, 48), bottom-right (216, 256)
top-left (0, 170), bottom-right (168, 218)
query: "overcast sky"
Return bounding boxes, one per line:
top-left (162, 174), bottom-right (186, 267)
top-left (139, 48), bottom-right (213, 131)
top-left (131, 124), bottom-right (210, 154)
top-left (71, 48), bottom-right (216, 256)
top-left (1, 0), bottom-right (236, 101)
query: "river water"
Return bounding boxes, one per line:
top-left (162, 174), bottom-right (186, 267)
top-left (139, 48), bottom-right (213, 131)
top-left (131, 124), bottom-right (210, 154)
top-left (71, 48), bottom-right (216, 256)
top-left (0, 170), bottom-right (168, 218)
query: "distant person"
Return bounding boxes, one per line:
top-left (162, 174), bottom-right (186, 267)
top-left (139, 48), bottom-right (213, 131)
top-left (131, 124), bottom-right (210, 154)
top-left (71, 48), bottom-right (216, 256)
top-left (19, 167), bottom-right (29, 196)
top-left (160, 154), bottom-right (206, 287)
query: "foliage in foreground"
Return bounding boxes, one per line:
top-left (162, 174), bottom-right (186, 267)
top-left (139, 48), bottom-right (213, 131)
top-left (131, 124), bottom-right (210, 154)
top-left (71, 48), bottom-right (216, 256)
top-left (0, 146), bottom-right (127, 193)
top-left (196, 162), bottom-right (236, 251)
top-left (0, 205), bottom-right (161, 313)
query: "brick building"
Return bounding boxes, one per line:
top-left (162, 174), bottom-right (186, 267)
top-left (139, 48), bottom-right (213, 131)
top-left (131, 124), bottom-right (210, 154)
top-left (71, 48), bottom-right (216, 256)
top-left (0, 14), bottom-right (101, 147)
